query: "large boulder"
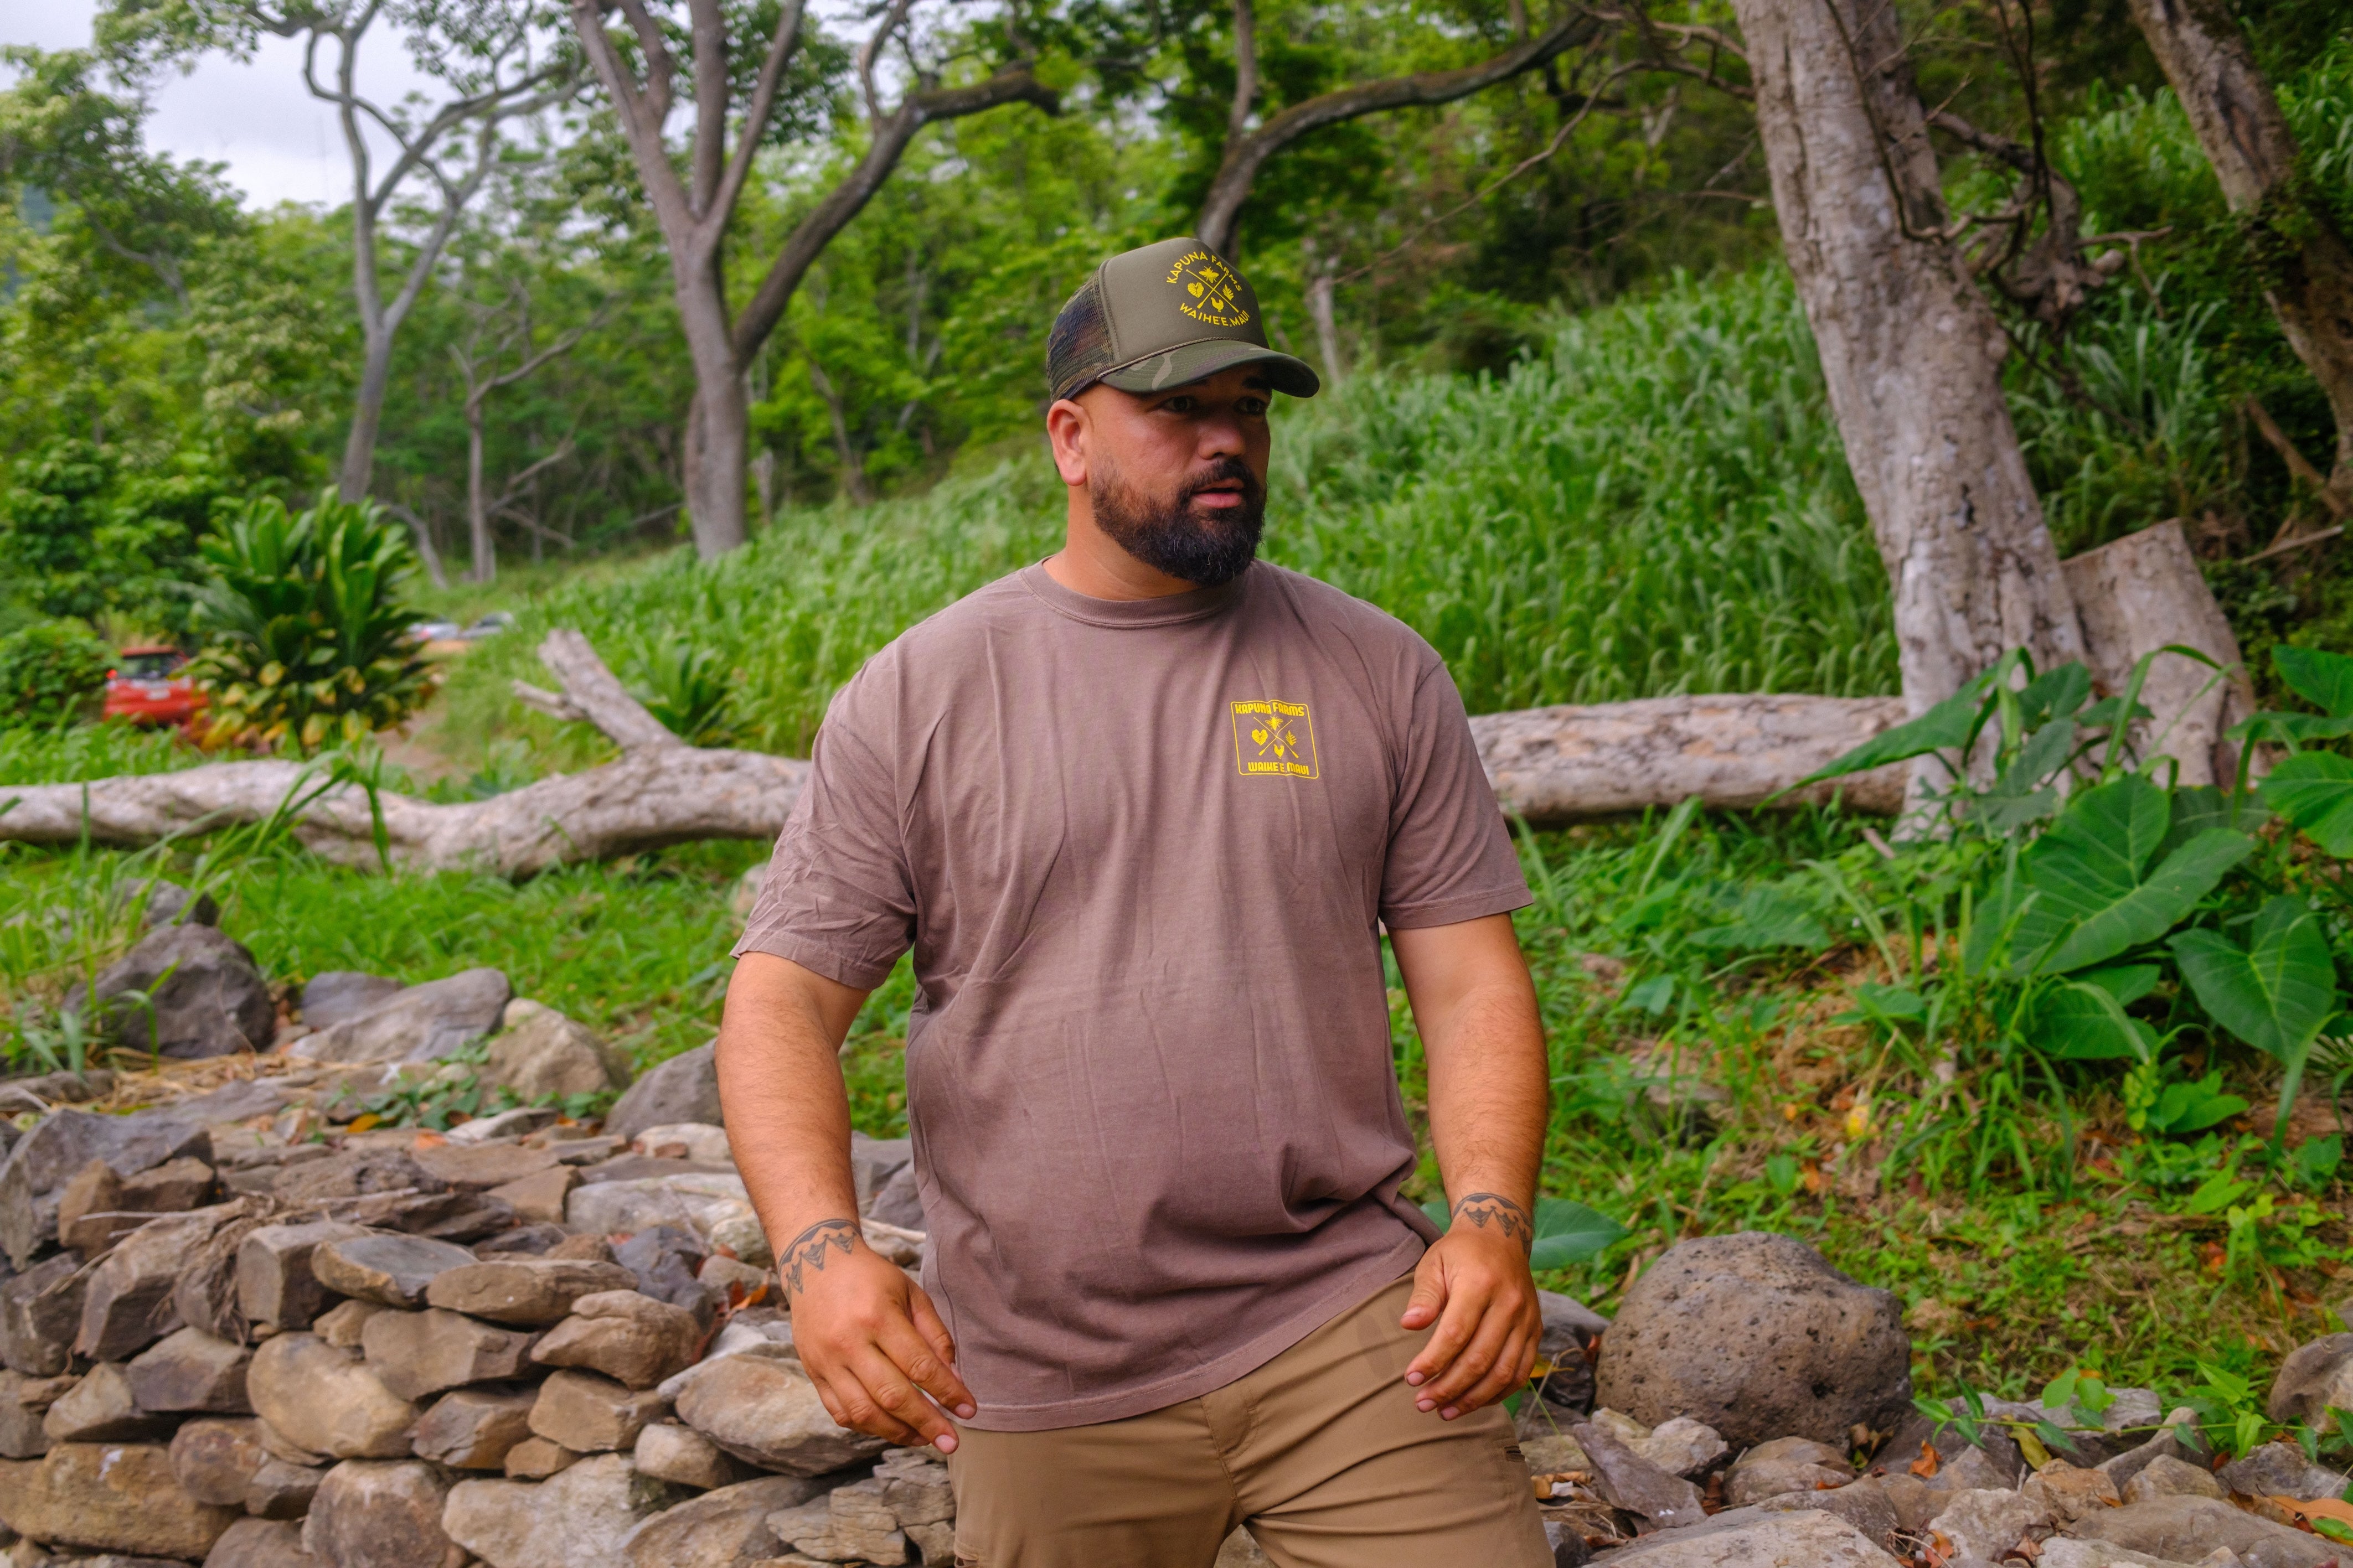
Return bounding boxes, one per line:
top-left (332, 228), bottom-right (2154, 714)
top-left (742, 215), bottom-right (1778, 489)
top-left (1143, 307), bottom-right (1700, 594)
top-left (76, 923), bottom-right (275, 1059)
top-left (605, 1045), bottom-right (719, 1143)
top-left (247, 1333), bottom-right (420, 1459)
top-left (441, 1453), bottom-right (682, 1568)
top-left (302, 972), bottom-right (405, 1029)
top-left (669, 1348), bottom-right (889, 1476)
top-left (1593, 1232), bottom-right (1911, 1447)
top-left (485, 1002), bottom-right (629, 1102)
top-left (0, 1108), bottom-right (209, 1267)
top-left (615, 1474), bottom-right (823, 1568)
top-left (0, 1442), bottom-right (241, 1560)
top-left (303, 1460), bottom-right (462, 1568)
top-left (297, 969), bottom-right (512, 1067)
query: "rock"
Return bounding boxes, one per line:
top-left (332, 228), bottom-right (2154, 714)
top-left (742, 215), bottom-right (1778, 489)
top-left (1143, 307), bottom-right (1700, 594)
top-left (1571, 1419), bottom-right (1706, 1529)
top-left (476, 1223), bottom-right (571, 1256)
top-left (312, 1234), bottom-right (480, 1310)
top-left (79, 923), bottom-right (274, 1060)
top-left (632, 1424), bottom-right (746, 1491)
top-left (669, 1349), bottom-right (887, 1477)
top-left (486, 1002), bottom-right (628, 1102)
top-left (247, 1334), bottom-right (420, 1459)
top-left (606, 1046), bottom-right (719, 1143)
top-left (2268, 1333), bottom-right (2353, 1426)
top-left (551, 1236), bottom-right (619, 1263)
top-left (128, 877), bottom-right (221, 929)
top-left (412, 1144), bottom-right (558, 1193)
top-left (2036, 1541), bottom-right (2213, 1568)
top-left (1926, 1486), bottom-right (2055, 1560)
top-left (2098, 1406), bottom-right (2207, 1492)
top-left (527, 1369), bottom-right (667, 1453)
top-left (316, 1298), bottom-right (386, 1348)
top-left (170, 1419), bottom-right (268, 1507)
top-left (296, 969), bottom-right (511, 1067)
top-left (127, 1327), bottom-right (252, 1413)
top-left (411, 1386), bottom-right (539, 1469)
top-left (205, 1518), bottom-right (321, 1568)
top-left (1530, 1289), bottom-right (1607, 1416)
top-left (0, 1069), bottom-right (112, 1116)
top-left (1629, 1416), bottom-right (1728, 1478)
top-left (616, 1474), bottom-right (821, 1568)
top-left (566, 1176), bottom-right (752, 1251)
top-left (80, 1205), bottom-right (249, 1361)
top-left (487, 1168), bottom-right (577, 1227)
top-left (1595, 1233), bottom-right (1911, 1449)
top-left (246, 1458), bottom-right (326, 1519)
top-left (270, 1146), bottom-right (449, 1205)
top-left (442, 1453), bottom-right (679, 1568)
top-left (866, 1165), bottom-right (925, 1233)
top-left (0, 1257), bottom-right (85, 1378)
top-left (60, 1157), bottom-right (218, 1256)
top-left (1576, 1506), bottom-right (1901, 1564)
top-left (2022, 1458), bottom-right (2122, 1522)
top-left (696, 1257), bottom-right (770, 1301)
top-left (630, 1125), bottom-right (731, 1164)
top-left (2122, 1452), bottom-right (2226, 1503)
top-left (1724, 1435), bottom-right (1851, 1507)
top-left (360, 1308), bottom-right (540, 1403)
top-left (2217, 1440), bottom-right (2351, 1501)
top-left (611, 1229), bottom-right (714, 1317)
top-left (301, 973), bottom-right (404, 1029)
top-left (0, 1443), bottom-right (240, 1559)
top-left (1754, 1473), bottom-right (1901, 1538)
top-left (768, 1478), bottom-right (912, 1565)
top-left (236, 1222), bottom-right (370, 1331)
top-left (1, 1109), bottom-right (209, 1268)
top-left (172, 1207), bottom-right (277, 1345)
top-left (302, 1460), bottom-right (460, 1568)
top-left (1879, 1406), bottom-right (2029, 1491)
top-left (2069, 1495), bottom-right (2344, 1567)
top-left (259, 1419), bottom-right (330, 1467)
top-left (532, 1291), bottom-right (700, 1391)
top-left (426, 1259), bottom-right (639, 1326)
top-left (447, 1109), bottom-right (561, 1146)
top-left (352, 1189), bottom-right (518, 1246)
top-left (875, 1447), bottom-right (953, 1525)
top-left (0, 1372), bottom-right (69, 1460)
top-left (43, 1362), bottom-right (170, 1442)
top-left (171, 1080), bottom-right (292, 1129)
top-left (499, 1437), bottom-right (580, 1479)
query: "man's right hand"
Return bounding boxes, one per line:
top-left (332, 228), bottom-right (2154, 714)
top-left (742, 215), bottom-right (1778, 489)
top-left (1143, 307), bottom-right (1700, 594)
top-left (782, 1217), bottom-right (978, 1452)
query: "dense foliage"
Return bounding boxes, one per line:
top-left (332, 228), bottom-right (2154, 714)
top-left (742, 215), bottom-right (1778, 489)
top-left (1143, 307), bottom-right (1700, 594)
top-left (0, 620), bottom-right (112, 727)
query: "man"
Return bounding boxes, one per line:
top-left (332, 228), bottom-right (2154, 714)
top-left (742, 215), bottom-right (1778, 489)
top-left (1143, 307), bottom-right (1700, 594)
top-left (719, 236), bottom-right (1554, 1567)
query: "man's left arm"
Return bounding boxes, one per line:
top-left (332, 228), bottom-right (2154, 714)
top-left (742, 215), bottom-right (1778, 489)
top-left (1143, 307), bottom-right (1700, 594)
top-left (1389, 912), bottom-right (1550, 1419)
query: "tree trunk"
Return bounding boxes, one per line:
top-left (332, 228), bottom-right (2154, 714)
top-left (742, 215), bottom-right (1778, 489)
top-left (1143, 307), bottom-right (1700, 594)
top-left (1729, 0), bottom-right (2086, 784)
top-left (2126, 0), bottom-right (2353, 504)
top-left (678, 267), bottom-right (750, 557)
top-left (466, 399), bottom-right (495, 584)
top-left (339, 323), bottom-right (395, 503)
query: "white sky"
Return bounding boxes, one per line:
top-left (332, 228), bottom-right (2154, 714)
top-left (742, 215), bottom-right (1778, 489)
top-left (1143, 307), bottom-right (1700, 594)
top-left (6, 0), bottom-right (445, 210)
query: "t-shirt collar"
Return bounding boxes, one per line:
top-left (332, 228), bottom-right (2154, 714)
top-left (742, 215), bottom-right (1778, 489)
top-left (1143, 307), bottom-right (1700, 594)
top-left (1018, 559), bottom-right (1250, 629)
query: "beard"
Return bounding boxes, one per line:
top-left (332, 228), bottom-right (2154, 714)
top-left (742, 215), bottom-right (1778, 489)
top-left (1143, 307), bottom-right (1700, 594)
top-left (1089, 454), bottom-right (1266, 587)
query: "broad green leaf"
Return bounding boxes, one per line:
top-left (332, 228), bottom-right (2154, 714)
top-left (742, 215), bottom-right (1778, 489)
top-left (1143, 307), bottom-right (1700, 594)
top-left (2004, 719), bottom-right (2081, 791)
top-left (2170, 896), bottom-right (2340, 1064)
top-left (2184, 1171), bottom-right (2252, 1214)
top-left (2159, 786), bottom-right (2269, 857)
top-left (2080, 965), bottom-right (2160, 1006)
top-left (1797, 677), bottom-right (1989, 786)
top-left (2231, 711), bottom-right (2353, 745)
top-left (2014, 814), bottom-right (2253, 976)
top-left (2260, 752), bottom-right (2353, 856)
top-left (2018, 664), bottom-right (2093, 728)
top-left (2029, 981), bottom-right (2150, 1060)
top-left (1856, 982), bottom-right (1927, 1020)
top-left (1692, 885), bottom-right (1830, 952)
top-left (1528, 1198), bottom-right (1631, 1270)
top-left (2276, 646), bottom-right (2353, 718)
top-left (2149, 1073), bottom-right (2247, 1135)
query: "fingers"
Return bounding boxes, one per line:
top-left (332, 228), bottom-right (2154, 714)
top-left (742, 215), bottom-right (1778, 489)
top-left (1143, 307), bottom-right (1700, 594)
top-left (906, 1286), bottom-right (977, 1419)
top-left (1441, 1324), bottom-right (1536, 1419)
top-left (1399, 1252), bottom-right (1449, 1333)
top-left (844, 1339), bottom-right (962, 1450)
top-left (878, 1305), bottom-right (978, 1429)
top-left (808, 1358), bottom-right (930, 1447)
top-left (1404, 1261), bottom-right (1474, 1388)
top-left (1415, 1287), bottom-right (1513, 1414)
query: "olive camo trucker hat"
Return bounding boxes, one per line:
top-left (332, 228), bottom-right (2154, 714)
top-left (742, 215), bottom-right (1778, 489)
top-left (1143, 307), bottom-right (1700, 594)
top-left (1048, 237), bottom-right (1321, 405)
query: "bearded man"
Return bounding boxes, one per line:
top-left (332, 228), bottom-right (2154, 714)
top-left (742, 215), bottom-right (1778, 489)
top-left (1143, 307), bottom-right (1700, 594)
top-left (718, 237), bottom-right (1556, 1567)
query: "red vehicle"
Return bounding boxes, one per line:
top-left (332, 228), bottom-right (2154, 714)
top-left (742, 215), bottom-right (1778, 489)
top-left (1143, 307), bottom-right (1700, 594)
top-left (103, 645), bottom-right (207, 732)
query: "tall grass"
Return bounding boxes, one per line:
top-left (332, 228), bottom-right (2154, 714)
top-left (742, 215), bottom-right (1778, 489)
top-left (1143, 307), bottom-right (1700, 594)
top-left (438, 267), bottom-right (1896, 767)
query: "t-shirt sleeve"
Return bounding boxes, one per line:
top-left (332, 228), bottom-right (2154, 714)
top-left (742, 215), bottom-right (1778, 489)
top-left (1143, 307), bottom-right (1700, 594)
top-left (732, 670), bottom-right (915, 989)
top-left (1378, 655), bottom-right (1532, 930)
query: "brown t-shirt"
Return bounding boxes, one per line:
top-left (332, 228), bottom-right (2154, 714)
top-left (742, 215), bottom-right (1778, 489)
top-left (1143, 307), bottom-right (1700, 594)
top-left (735, 560), bottom-right (1530, 1430)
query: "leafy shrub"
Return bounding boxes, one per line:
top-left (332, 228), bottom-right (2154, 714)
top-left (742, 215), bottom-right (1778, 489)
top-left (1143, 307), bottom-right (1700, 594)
top-left (622, 635), bottom-right (740, 747)
top-left (0, 619), bottom-right (112, 727)
top-left (185, 491), bottom-right (431, 754)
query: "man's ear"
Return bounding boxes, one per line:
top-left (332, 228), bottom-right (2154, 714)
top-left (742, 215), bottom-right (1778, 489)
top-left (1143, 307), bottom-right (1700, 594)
top-left (1046, 398), bottom-right (1090, 487)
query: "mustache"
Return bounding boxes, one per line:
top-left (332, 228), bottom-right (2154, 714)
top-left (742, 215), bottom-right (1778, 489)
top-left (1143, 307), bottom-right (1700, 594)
top-left (1178, 457), bottom-right (1265, 511)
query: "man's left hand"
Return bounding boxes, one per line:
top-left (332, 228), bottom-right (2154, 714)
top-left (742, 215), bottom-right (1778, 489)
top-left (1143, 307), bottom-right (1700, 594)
top-left (1399, 1197), bottom-right (1542, 1419)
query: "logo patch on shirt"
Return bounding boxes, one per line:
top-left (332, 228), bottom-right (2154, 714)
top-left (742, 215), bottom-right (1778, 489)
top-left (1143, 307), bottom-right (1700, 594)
top-left (1230, 699), bottom-right (1318, 779)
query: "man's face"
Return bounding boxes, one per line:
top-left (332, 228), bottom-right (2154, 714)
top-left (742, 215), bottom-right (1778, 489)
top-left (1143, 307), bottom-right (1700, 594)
top-left (1061, 366), bottom-right (1273, 587)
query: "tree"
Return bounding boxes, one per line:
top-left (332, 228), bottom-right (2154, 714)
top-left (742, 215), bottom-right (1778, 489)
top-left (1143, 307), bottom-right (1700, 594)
top-left (1725, 0), bottom-right (2085, 738)
top-left (2125, 0), bottom-right (2353, 517)
top-left (101, 0), bottom-right (577, 504)
top-left (448, 278), bottom-right (602, 581)
top-left (570, 0), bottom-right (1059, 557)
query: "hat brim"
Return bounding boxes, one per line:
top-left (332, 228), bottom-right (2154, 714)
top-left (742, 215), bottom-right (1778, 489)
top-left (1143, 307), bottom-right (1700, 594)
top-left (1094, 339), bottom-right (1321, 400)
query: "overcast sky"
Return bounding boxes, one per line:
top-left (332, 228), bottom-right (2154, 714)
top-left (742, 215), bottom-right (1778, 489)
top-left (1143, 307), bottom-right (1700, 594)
top-left (7, 0), bottom-right (445, 210)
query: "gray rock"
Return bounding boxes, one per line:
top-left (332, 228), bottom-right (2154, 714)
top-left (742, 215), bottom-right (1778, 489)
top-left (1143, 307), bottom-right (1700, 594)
top-left (0, 1370), bottom-right (69, 1460)
top-left (312, 1234), bottom-right (480, 1310)
top-left (1629, 1416), bottom-right (1728, 1478)
top-left (169, 1418), bottom-right (268, 1507)
top-left (246, 1458), bottom-right (325, 1519)
top-left (77, 923), bottom-right (274, 1060)
top-left (611, 1229), bottom-right (714, 1318)
top-left (43, 1361), bottom-right (171, 1442)
top-left (866, 1163), bottom-right (925, 1231)
top-left (426, 1258), bottom-right (640, 1326)
top-left (616, 1474), bottom-right (822, 1568)
top-left (79, 1205), bottom-right (247, 1361)
top-left (2021, 1458), bottom-right (2123, 1522)
top-left (605, 1045), bottom-right (719, 1143)
top-left (2123, 1452), bottom-right (2226, 1503)
top-left (531, 1291), bottom-right (700, 1391)
top-left (301, 973), bottom-right (404, 1029)
top-left (632, 1422), bottom-right (747, 1491)
top-left (412, 1143), bottom-right (560, 1192)
top-left (2217, 1440), bottom-right (2351, 1502)
top-left (1, 1108), bottom-right (210, 1267)
top-left (849, 1134), bottom-right (912, 1213)
top-left (127, 1326), bottom-right (252, 1413)
top-left (2270, 1333), bottom-right (2353, 1426)
top-left (2036, 1543), bottom-right (2209, 1568)
top-left (270, 1146), bottom-right (450, 1205)
top-left (1, 1255), bottom-right (87, 1376)
top-left (410, 1386), bottom-right (539, 1469)
top-left (528, 1369), bottom-right (668, 1453)
top-left (875, 1448), bottom-right (954, 1526)
top-left (302, 1460), bottom-right (458, 1568)
top-left (1879, 1408), bottom-right (2028, 1489)
top-left (1531, 1289), bottom-right (1608, 1416)
top-left (442, 1453), bottom-right (682, 1568)
top-left (670, 1348), bottom-right (888, 1476)
top-left (359, 1307), bottom-right (540, 1403)
top-left (1582, 1505), bottom-right (1902, 1564)
top-left (1753, 1474), bottom-right (1900, 1538)
top-left (2069, 1494), bottom-right (2345, 1567)
top-left (1923, 1485), bottom-right (2053, 1560)
top-left (0, 1442), bottom-right (240, 1560)
top-left (170, 1079), bottom-right (292, 1129)
top-left (1571, 1419), bottom-right (1706, 1529)
top-left (296, 969), bottom-right (510, 1067)
top-left (236, 1221), bottom-right (370, 1331)
top-left (1724, 1435), bottom-right (1851, 1507)
top-left (203, 1519), bottom-right (322, 1568)
top-left (131, 879), bottom-right (221, 929)
top-left (1594, 1232), bottom-right (1911, 1448)
top-left (246, 1333), bottom-right (420, 1460)
top-left (486, 1002), bottom-right (628, 1102)
top-left (0, 1070), bottom-right (113, 1117)
top-left (61, 1155), bottom-right (220, 1256)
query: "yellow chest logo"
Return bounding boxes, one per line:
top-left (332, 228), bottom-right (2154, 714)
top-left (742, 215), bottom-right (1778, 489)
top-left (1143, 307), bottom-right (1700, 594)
top-left (1231, 698), bottom-right (1318, 779)
top-left (1167, 249), bottom-right (1250, 328)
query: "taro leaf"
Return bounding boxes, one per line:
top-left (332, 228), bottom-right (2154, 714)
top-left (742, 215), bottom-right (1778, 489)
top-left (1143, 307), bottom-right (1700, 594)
top-left (2259, 752), bottom-right (2353, 856)
top-left (1692, 884), bottom-right (1831, 952)
top-left (2079, 695), bottom-right (2154, 729)
top-left (2080, 964), bottom-right (2161, 1006)
top-left (2018, 663), bottom-right (2093, 729)
top-left (1796, 677), bottom-right (1990, 786)
top-left (2170, 895), bottom-right (2339, 1064)
top-left (1970, 788), bottom-right (2061, 834)
top-left (2231, 711), bottom-right (2353, 745)
top-left (2276, 646), bottom-right (2353, 718)
top-left (2007, 720), bottom-right (2081, 790)
top-left (2149, 1072), bottom-right (2247, 1135)
top-left (1421, 1196), bottom-right (1629, 1271)
top-left (2029, 980), bottom-right (2152, 1060)
top-left (2160, 786), bottom-right (2269, 857)
top-left (2011, 776), bottom-right (2253, 974)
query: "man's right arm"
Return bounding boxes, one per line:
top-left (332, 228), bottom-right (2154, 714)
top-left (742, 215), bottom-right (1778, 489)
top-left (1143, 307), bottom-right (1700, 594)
top-left (714, 951), bottom-right (978, 1451)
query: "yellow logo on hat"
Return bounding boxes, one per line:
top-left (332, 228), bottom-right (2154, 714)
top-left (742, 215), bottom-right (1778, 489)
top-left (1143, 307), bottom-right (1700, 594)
top-left (1167, 249), bottom-right (1250, 328)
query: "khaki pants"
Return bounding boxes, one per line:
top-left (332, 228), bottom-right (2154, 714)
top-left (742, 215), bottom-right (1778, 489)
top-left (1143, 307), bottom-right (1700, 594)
top-left (945, 1273), bottom-right (1552, 1568)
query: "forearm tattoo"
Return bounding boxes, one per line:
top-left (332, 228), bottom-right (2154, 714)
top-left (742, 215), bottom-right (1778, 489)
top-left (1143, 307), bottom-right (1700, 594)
top-left (1451, 1193), bottom-right (1532, 1252)
top-left (781, 1218), bottom-right (860, 1296)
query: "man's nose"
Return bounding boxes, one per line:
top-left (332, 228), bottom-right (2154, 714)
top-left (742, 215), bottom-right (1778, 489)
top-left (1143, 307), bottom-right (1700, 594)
top-left (1196, 407), bottom-right (1248, 458)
